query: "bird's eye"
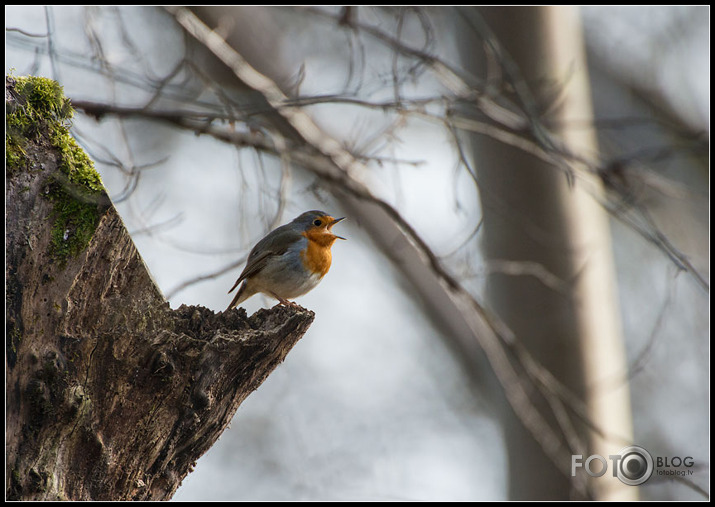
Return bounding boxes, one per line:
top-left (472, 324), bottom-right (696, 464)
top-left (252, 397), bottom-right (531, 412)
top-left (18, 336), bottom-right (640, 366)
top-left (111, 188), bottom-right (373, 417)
top-left (313, 219), bottom-right (322, 227)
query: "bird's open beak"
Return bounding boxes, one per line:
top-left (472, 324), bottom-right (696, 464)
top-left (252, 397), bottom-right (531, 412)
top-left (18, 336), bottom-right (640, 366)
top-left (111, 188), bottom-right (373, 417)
top-left (329, 216), bottom-right (346, 240)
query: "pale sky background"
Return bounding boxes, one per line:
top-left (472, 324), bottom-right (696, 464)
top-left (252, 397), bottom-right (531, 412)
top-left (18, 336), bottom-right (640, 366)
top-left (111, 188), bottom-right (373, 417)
top-left (5, 6), bottom-right (709, 501)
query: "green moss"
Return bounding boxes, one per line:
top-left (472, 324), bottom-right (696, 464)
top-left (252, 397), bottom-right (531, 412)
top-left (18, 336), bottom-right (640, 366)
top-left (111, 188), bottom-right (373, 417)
top-left (47, 184), bottom-right (102, 265)
top-left (7, 319), bottom-right (22, 369)
top-left (14, 74), bottom-right (72, 120)
top-left (6, 134), bottom-right (27, 170)
top-left (50, 129), bottom-right (103, 192)
top-left (6, 75), bottom-right (106, 265)
top-left (9, 324), bottom-right (21, 355)
top-left (6, 75), bottom-right (73, 172)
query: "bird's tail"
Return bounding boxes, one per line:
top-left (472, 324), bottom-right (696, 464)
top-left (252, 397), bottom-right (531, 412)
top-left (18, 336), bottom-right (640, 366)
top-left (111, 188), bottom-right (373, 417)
top-left (225, 282), bottom-right (248, 312)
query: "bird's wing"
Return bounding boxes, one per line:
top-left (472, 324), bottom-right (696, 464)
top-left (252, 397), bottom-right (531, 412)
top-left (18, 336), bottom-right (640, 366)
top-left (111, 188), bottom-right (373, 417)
top-left (227, 226), bottom-right (302, 293)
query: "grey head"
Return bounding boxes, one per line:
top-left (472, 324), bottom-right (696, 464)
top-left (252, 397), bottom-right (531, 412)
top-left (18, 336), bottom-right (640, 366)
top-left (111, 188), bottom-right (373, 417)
top-left (291, 210), bottom-right (331, 226)
top-left (291, 210), bottom-right (346, 239)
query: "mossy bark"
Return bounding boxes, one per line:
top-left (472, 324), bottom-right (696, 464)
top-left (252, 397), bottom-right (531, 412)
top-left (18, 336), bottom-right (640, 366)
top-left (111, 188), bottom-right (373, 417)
top-left (5, 76), bottom-right (315, 500)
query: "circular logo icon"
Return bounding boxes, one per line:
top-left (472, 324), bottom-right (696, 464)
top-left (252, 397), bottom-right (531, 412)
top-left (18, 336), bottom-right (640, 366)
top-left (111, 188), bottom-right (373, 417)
top-left (616, 445), bottom-right (654, 486)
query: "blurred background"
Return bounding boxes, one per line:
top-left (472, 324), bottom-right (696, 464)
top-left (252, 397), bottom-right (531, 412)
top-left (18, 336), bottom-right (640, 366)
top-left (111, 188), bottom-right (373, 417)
top-left (5, 6), bottom-right (708, 501)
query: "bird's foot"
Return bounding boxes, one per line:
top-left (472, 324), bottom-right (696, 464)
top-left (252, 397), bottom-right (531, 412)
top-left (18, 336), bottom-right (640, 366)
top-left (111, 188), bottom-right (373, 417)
top-left (274, 298), bottom-right (303, 309)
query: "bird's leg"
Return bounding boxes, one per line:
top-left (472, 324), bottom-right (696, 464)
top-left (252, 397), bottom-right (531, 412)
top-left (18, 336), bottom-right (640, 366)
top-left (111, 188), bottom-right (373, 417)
top-left (271, 294), bottom-right (295, 308)
top-left (270, 294), bottom-right (303, 309)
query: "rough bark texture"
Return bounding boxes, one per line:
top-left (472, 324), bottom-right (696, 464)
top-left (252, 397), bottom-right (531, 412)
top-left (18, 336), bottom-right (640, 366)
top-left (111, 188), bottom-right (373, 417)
top-left (6, 77), bottom-right (315, 501)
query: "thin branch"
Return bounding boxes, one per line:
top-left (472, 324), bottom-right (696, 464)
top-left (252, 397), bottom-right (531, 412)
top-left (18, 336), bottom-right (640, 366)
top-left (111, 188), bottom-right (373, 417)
top-left (5, 27), bottom-right (50, 38)
top-left (166, 256), bottom-right (247, 300)
top-left (482, 259), bottom-right (572, 294)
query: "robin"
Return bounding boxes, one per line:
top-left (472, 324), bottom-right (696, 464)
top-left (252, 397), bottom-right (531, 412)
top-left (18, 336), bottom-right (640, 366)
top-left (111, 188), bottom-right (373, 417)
top-left (225, 210), bottom-right (346, 311)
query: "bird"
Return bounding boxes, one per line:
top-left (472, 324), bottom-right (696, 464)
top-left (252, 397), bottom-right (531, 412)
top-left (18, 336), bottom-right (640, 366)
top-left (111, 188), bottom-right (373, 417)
top-left (226, 210), bottom-right (346, 311)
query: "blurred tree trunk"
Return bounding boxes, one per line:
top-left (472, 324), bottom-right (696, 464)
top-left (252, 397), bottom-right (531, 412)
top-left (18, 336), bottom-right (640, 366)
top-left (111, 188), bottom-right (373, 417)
top-left (457, 6), bottom-right (634, 500)
top-left (5, 76), bottom-right (314, 501)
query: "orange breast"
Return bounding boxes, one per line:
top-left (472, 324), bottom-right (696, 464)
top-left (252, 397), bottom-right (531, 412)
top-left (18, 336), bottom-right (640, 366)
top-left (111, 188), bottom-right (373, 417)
top-left (300, 231), bottom-right (335, 277)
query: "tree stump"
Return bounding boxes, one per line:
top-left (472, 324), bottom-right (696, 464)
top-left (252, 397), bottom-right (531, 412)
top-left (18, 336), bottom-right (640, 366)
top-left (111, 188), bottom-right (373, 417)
top-left (5, 75), bottom-right (314, 500)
